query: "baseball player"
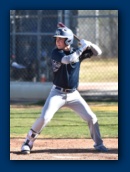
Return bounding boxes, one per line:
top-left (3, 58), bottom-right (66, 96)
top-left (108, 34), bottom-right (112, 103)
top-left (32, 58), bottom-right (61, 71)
top-left (21, 24), bottom-right (108, 154)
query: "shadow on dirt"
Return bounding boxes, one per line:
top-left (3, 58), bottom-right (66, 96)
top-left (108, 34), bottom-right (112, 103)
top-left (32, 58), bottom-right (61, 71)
top-left (11, 148), bottom-right (118, 155)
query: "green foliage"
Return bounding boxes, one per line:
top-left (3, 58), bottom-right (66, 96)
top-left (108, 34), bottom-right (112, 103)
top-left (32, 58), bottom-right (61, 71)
top-left (10, 102), bottom-right (118, 138)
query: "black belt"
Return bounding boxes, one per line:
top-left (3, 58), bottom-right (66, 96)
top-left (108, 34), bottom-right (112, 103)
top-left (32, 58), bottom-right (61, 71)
top-left (55, 86), bottom-right (76, 93)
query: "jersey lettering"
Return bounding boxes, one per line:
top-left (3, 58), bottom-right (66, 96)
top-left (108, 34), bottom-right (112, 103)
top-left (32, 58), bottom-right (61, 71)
top-left (51, 59), bottom-right (62, 72)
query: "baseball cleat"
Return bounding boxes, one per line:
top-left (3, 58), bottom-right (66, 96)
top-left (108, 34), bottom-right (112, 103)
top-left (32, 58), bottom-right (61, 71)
top-left (21, 143), bottom-right (33, 154)
top-left (94, 144), bottom-right (108, 152)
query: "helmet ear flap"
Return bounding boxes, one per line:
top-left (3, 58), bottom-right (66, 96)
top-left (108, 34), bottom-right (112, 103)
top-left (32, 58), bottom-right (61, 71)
top-left (65, 39), bottom-right (71, 45)
top-left (64, 38), bottom-right (69, 45)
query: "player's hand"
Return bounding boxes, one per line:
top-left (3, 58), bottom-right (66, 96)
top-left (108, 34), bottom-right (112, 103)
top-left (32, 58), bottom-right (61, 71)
top-left (79, 39), bottom-right (91, 52)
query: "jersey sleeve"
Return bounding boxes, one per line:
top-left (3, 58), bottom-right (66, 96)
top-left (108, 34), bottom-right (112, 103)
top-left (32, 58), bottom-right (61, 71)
top-left (79, 49), bottom-right (93, 62)
top-left (51, 47), bottom-right (82, 65)
top-left (51, 48), bottom-right (65, 62)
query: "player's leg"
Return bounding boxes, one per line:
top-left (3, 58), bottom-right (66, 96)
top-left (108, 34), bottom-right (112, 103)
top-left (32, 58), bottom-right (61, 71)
top-left (66, 90), bottom-right (108, 151)
top-left (21, 88), bottom-right (66, 154)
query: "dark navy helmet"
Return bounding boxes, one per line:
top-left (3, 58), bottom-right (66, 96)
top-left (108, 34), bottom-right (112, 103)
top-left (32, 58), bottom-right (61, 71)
top-left (53, 27), bottom-right (74, 45)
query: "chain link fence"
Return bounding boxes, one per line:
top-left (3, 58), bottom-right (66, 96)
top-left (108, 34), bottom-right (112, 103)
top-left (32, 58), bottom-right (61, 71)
top-left (10, 10), bottom-right (118, 100)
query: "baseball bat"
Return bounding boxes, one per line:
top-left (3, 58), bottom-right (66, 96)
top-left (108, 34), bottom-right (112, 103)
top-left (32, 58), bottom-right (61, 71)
top-left (57, 22), bottom-right (80, 41)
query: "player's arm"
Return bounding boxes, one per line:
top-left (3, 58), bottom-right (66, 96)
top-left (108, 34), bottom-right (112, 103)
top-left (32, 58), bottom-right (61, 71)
top-left (61, 50), bottom-right (82, 64)
top-left (79, 39), bottom-right (102, 56)
top-left (51, 48), bottom-right (82, 65)
top-left (61, 41), bottom-right (91, 64)
top-left (79, 39), bottom-right (102, 62)
top-left (89, 43), bottom-right (102, 56)
top-left (52, 41), bottom-right (90, 65)
top-left (79, 49), bottom-right (93, 62)
top-left (62, 39), bottom-right (102, 64)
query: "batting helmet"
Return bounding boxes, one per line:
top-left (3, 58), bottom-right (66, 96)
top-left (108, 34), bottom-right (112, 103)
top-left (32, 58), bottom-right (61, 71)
top-left (53, 27), bottom-right (74, 45)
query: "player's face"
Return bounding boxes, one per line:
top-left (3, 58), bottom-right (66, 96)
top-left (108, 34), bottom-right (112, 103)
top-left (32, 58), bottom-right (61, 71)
top-left (56, 37), bottom-right (66, 49)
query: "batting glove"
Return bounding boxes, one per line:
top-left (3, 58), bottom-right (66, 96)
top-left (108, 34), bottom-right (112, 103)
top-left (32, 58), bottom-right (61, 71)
top-left (79, 39), bottom-right (92, 53)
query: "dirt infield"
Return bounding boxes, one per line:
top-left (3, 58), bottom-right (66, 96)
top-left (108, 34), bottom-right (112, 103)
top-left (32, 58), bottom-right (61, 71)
top-left (10, 138), bottom-right (118, 160)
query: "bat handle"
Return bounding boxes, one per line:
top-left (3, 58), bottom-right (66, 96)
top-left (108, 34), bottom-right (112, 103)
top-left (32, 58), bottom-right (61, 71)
top-left (74, 34), bottom-right (80, 41)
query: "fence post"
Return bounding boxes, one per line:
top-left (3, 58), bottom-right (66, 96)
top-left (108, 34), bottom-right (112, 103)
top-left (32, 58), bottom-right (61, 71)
top-left (37, 10), bottom-right (42, 81)
top-left (58, 10), bottom-right (63, 23)
top-left (95, 10), bottom-right (99, 46)
top-left (12, 10), bottom-right (16, 57)
top-left (64, 10), bottom-right (70, 28)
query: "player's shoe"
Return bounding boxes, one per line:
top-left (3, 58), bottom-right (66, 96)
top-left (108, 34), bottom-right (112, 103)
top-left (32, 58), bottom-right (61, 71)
top-left (94, 144), bottom-right (108, 152)
top-left (21, 142), bottom-right (33, 154)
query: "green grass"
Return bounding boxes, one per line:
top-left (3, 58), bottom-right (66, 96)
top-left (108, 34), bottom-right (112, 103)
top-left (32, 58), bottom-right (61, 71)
top-left (80, 58), bottom-right (118, 82)
top-left (10, 102), bottom-right (118, 139)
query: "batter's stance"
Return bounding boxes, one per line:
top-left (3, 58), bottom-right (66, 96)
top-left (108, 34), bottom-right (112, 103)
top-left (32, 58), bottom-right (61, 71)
top-left (21, 24), bottom-right (108, 154)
